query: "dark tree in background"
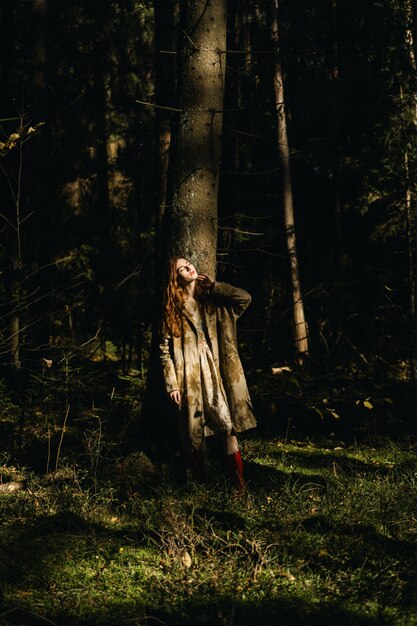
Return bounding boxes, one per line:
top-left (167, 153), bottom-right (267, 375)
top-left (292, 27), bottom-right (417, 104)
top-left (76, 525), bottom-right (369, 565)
top-left (154, 0), bottom-right (176, 248)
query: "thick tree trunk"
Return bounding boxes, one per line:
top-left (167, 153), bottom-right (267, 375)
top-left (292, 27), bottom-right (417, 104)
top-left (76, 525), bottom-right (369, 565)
top-left (142, 0), bottom-right (227, 460)
top-left (164, 0), bottom-right (227, 277)
top-left (270, 0), bottom-right (309, 361)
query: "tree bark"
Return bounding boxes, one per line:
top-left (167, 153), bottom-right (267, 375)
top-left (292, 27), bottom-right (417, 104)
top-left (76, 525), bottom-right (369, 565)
top-left (164, 0), bottom-right (227, 277)
top-left (142, 0), bottom-right (227, 460)
top-left (270, 0), bottom-right (309, 360)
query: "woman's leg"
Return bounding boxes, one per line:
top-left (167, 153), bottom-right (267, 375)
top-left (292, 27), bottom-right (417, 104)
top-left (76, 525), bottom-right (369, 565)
top-left (224, 434), bottom-right (239, 455)
top-left (223, 433), bottom-right (245, 490)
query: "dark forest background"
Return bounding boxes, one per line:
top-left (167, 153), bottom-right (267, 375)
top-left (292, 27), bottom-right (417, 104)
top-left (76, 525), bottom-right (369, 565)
top-left (1, 0), bottom-right (417, 469)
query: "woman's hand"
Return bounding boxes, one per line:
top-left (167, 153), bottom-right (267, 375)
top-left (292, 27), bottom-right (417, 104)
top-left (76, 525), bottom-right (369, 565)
top-left (197, 274), bottom-right (214, 289)
top-left (169, 389), bottom-right (181, 405)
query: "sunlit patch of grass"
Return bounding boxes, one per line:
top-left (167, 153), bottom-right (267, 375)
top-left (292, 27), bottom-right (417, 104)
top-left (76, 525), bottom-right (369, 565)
top-left (1, 438), bottom-right (417, 624)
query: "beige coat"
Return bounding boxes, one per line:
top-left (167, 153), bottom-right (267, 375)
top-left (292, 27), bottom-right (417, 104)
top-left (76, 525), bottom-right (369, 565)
top-left (159, 282), bottom-right (257, 452)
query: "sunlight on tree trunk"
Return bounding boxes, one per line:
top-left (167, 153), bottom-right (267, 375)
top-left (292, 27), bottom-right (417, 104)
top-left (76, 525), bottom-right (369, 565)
top-left (270, 0), bottom-right (309, 362)
top-left (165, 0), bottom-right (227, 277)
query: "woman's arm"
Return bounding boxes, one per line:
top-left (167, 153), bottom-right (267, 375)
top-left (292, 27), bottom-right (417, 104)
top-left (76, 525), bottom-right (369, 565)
top-left (198, 275), bottom-right (251, 318)
top-left (159, 337), bottom-right (181, 404)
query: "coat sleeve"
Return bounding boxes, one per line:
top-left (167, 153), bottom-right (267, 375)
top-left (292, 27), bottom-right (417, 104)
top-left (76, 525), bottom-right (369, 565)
top-left (210, 281), bottom-right (252, 318)
top-left (159, 336), bottom-right (180, 393)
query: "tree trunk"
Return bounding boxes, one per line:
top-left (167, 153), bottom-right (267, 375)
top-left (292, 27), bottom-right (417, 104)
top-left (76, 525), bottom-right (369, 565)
top-left (0, 0), bottom-right (14, 117)
top-left (241, 0), bottom-right (252, 72)
top-left (30, 0), bottom-right (51, 358)
top-left (142, 0), bottom-right (227, 460)
top-left (404, 0), bottom-right (417, 321)
top-left (164, 0), bottom-right (227, 277)
top-left (330, 0), bottom-right (345, 273)
top-left (403, 0), bottom-right (417, 379)
top-left (94, 39), bottom-right (111, 232)
top-left (90, 27), bottom-right (114, 344)
top-left (7, 118), bottom-right (23, 385)
top-left (33, 0), bottom-right (46, 92)
top-left (270, 0), bottom-right (309, 361)
top-left (1, 0), bottom-right (23, 383)
top-left (404, 148), bottom-right (415, 319)
top-left (218, 0), bottom-right (239, 256)
top-left (154, 0), bottom-right (176, 245)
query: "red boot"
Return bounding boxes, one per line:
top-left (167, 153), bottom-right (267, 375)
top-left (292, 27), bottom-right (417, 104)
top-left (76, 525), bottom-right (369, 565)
top-left (224, 450), bottom-right (245, 491)
top-left (186, 451), bottom-right (206, 484)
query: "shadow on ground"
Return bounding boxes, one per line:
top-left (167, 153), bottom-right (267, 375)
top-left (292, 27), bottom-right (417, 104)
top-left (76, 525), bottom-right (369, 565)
top-left (0, 594), bottom-right (401, 626)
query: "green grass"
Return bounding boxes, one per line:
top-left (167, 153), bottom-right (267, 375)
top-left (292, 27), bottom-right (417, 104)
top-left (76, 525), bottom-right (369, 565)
top-left (1, 438), bottom-right (417, 625)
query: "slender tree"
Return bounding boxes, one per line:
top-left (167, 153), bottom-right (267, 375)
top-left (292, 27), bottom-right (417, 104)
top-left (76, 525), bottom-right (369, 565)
top-left (154, 0), bottom-right (176, 244)
top-left (330, 0), bottom-right (345, 273)
top-left (0, 0), bottom-right (22, 384)
top-left (30, 0), bottom-right (51, 359)
top-left (0, 0), bottom-right (14, 118)
top-left (403, 0), bottom-right (417, 321)
top-left (218, 0), bottom-right (240, 255)
top-left (270, 0), bottom-right (309, 361)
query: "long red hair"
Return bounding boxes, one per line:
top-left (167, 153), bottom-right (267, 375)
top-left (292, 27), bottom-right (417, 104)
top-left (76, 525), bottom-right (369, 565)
top-left (160, 257), bottom-right (205, 338)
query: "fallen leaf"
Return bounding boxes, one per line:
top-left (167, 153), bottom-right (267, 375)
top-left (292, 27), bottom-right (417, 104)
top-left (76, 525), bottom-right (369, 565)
top-left (181, 551), bottom-right (192, 568)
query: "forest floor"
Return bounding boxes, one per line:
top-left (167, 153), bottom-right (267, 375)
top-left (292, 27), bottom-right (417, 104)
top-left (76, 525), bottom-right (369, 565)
top-left (1, 433), bottom-right (417, 626)
top-left (1, 359), bottom-right (417, 625)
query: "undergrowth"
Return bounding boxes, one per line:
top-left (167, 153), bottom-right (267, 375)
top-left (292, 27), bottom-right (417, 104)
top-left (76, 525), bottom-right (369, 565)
top-left (1, 437), bottom-right (417, 625)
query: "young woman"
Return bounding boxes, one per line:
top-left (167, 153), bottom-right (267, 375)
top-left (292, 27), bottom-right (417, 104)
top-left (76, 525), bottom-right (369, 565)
top-left (159, 257), bottom-right (256, 488)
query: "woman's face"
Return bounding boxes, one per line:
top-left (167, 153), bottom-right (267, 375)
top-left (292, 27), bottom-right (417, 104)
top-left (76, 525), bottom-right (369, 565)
top-left (175, 258), bottom-right (197, 285)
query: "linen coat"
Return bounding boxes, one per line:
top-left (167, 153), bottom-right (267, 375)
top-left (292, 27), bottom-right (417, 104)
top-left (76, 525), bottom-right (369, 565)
top-left (159, 281), bottom-right (257, 452)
